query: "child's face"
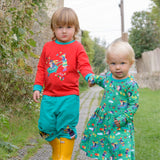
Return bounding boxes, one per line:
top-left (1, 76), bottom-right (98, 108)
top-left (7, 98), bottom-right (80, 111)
top-left (107, 52), bottom-right (132, 80)
top-left (54, 25), bottom-right (75, 42)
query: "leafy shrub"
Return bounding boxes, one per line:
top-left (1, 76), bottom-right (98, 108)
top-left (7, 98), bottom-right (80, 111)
top-left (0, 1), bottom-right (45, 110)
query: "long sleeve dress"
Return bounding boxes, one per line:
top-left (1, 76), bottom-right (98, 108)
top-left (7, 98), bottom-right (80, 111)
top-left (80, 72), bottom-right (139, 160)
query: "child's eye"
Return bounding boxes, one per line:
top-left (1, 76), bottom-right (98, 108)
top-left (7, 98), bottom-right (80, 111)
top-left (121, 62), bottom-right (125, 64)
top-left (67, 26), bottom-right (72, 28)
top-left (111, 62), bottom-right (115, 65)
top-left (58, 26), bottom-right (62, 28)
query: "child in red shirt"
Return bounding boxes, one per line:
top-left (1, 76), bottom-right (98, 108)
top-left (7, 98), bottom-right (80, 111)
top-left (33, 7), bottom-right (93, 160)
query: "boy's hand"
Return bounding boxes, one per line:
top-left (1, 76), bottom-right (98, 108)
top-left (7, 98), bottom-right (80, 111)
top-left (88, 80), bottom-right (95, 87)
top-left (88, 75), bottom-right (95, 87)
top-left (114, 119), bottom-right (120, 128)
top-left (33, 90), bottom-right (40, 103)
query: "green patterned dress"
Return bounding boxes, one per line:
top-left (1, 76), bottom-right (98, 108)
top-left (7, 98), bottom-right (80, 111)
top-left (80, 72), bottom-right (139, 160)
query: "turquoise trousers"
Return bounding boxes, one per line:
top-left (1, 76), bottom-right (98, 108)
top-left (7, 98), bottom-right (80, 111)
top-left (38, 95), bottom-right (80, 142)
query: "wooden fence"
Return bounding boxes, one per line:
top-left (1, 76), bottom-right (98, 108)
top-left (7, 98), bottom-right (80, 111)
top-left (135, 48), bottom-right (160, 90)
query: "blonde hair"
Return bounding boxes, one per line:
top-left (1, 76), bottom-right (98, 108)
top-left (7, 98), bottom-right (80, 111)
top-left (106, 40), bottom-right (135, 64)
top-left (51, 7), bottom-right (80, 41)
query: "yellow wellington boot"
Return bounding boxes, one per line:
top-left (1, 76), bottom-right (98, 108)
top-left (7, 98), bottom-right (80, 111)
top-left (59, 137), bottom-right (75, 160)
top-left (49, 138), bottom-right (60, 160)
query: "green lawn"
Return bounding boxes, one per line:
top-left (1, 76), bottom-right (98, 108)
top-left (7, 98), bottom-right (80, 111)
top-left (134, 88), bottom-right (160, 160)
top-left (0, 102), bottom-right (46, 160)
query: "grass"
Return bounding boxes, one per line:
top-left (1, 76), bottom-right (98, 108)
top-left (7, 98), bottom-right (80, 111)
top-left (0, 102), bottom-right (46, 160)
top-left (134, 88), bottom-right (160, 160)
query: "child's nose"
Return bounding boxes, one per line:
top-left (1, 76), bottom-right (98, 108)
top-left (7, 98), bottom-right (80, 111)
top-left (116, 64), bottom-right (120, 69)
top-left (62, 28), bottom-right (66, 32)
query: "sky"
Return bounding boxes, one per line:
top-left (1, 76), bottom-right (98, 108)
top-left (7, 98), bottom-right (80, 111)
top-left (64, 0), bottom-right (152, 45)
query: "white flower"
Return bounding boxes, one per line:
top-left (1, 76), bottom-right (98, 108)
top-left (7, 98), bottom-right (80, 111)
top-left (12, 34), bottom-right (18, 41)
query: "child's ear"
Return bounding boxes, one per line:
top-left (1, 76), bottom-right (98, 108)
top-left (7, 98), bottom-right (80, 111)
top-left (106, 58), bottom-right (108, 63)
top-left (130, 60), bottom-right (134, 67)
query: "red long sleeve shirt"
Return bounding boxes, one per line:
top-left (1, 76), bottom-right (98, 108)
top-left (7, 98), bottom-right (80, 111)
top-left (34, 40), bottom-right (93, 96)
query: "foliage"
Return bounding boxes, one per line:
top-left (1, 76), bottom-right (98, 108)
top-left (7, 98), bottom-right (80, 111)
top-left (0, 101), bottom-right (44, 159)
top-left (81, 30), bottom-right (95, 64)
top-left (0, 0), bottom-right (44, 108)
top-left (79, 74), bottom-right (89, 93)
top-left (92, 38), bottom-right (106, 74)
top-left (79, 74), bottom-right (88, 88)
top-left (129, 11), bottom-right (160, 59)
top-left (0, 140), bottom-right (19, 153)
top-left (150, 0), bottom-right (160, 28)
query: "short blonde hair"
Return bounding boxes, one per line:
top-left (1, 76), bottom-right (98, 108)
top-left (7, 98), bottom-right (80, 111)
top-left (106, 40), bottom-right (135, 64)
top-left (51, 7), bottom-right (80, 41)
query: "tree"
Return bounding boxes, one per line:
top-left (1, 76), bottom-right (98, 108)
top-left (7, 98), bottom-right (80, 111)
top-left (150, 0), bottom-right (160, 28)
top-left (81, 30), bottom-right (95, 64)
top-left (92, 38), bottom-right (106, 74)
top-left (129, 11), bottom-right (160, 58)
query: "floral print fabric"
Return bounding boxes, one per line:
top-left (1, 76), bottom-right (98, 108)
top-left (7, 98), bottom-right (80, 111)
top-left (80, 72), bottom-right (139, 160)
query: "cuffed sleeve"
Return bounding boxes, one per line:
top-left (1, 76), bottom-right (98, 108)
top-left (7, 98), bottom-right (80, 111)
top-left (85, 73), bottom-right (94, 81)
top-left (89, 74), bottom-right (105, 88)
top-left (116, 82), bottom-right (139, 127)
top-left (33, 85), bottom-right (43, 93)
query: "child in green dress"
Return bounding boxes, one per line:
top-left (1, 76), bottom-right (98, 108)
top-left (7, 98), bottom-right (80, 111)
top-left (80, 40), bottom-right (139, 160)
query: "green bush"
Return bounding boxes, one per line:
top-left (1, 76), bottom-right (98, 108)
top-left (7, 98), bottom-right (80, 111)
top-left (0, 0), bottom-right (45, 109)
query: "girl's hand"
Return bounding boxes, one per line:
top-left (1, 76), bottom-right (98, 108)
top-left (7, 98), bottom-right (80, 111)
top-left (33, 90), bottom-right (40, 103)
top-left (114, 119), bottom-right (120, 128)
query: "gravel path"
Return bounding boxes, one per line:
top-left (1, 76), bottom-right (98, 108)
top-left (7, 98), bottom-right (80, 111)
top-left (9, 86), bottom-right (102, 160)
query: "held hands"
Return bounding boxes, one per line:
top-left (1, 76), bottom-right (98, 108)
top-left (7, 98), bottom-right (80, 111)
top-left (88, 75), bottom-right (95, 87)
top-left (88, 80), bottom-right (95, 87)
top-left (114, 119), bottom-right (120, 128)
top-left (33, 90), bottom-right (40, 103)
